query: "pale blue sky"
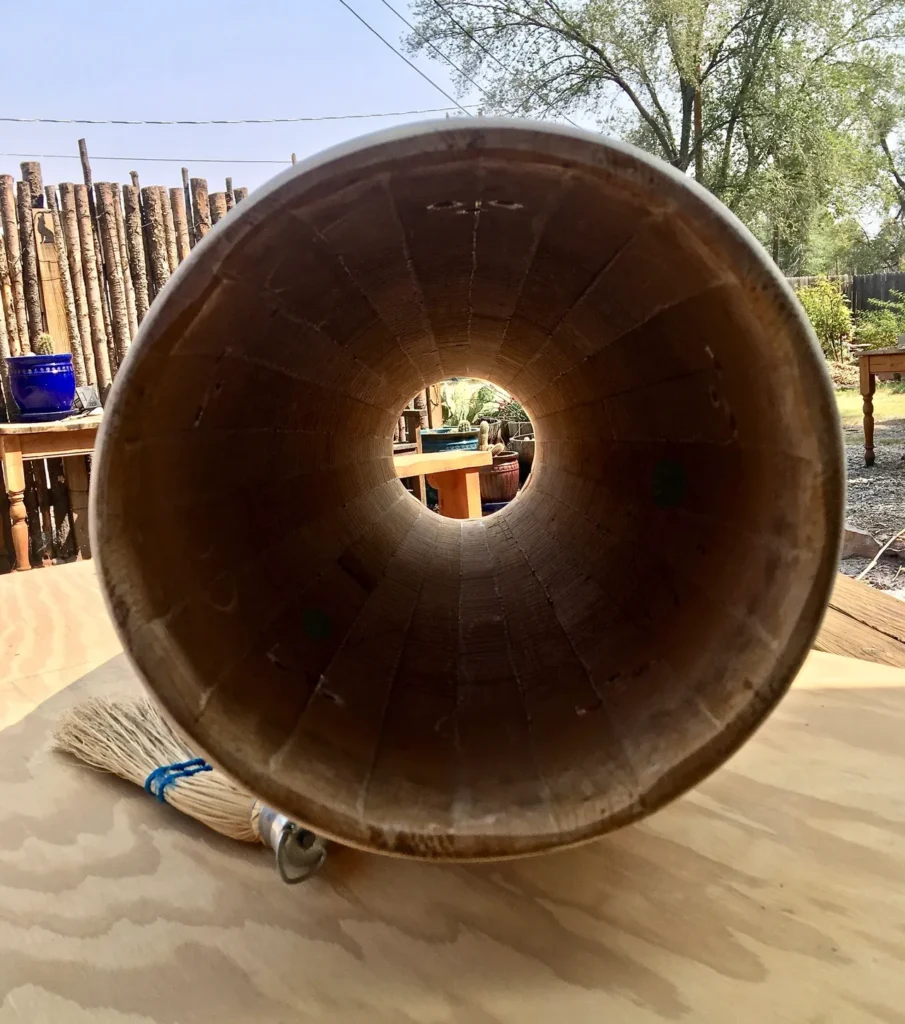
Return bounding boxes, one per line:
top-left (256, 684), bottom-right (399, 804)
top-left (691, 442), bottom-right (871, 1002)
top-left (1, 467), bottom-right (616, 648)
top-left (0, 0), bottom-right (485, 193)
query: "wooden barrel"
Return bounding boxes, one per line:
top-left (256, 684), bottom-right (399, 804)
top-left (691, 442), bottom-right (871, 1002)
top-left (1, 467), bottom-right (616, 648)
top-left (479, 451), bottom-right (519, 503)
top-left (93, 120), bottom-right (844, 862)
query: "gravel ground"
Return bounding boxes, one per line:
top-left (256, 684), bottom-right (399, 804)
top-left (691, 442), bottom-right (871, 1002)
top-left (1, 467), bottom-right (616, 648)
top-left (840, 426), bottom-right (905, 597)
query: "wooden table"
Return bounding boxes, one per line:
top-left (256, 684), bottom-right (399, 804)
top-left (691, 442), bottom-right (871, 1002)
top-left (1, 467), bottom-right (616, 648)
top-left (0, 414), bottom-right (101, 571)
top-left (394, 449), bottom-right (492, 519)
top-left (859, 347), bottom-right (905, 464)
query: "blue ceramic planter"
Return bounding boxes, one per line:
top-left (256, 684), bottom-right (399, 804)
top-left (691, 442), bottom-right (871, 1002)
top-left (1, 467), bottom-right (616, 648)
top-left (419, 427), bottom-right (479, 453)
top-left (6, 353), bottom-right (76, 421)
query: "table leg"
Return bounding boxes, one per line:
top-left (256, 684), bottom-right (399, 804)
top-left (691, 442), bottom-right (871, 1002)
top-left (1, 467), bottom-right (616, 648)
top-left (0, 439), bottom-right (30, 571)
top-left (860, 362), bottom-right (876, 466)
top-left (428, 467), bottom-right (483, 519)
top-left (409, 474), bottom-right (428, 505)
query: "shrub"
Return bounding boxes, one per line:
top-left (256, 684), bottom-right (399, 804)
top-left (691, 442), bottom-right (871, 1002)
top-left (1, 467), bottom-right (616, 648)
top-left (498, 398), bottom-right (530, 422)
top-left (855, 290), bottom-right (905, 350)
top-left (795, 276), bottom-right (852, 361)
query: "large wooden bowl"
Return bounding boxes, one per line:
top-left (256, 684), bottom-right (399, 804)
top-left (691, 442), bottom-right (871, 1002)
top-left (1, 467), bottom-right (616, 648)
top-left (92, 120), bottom-right (844, 860)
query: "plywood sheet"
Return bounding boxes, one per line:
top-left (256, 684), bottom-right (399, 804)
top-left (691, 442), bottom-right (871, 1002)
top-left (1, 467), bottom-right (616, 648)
top-left (0, 649), bottom-right (902, 1022)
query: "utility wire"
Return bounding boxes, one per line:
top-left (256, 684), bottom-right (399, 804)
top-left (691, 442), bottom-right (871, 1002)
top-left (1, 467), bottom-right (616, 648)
top-left (0, 105), bottom-right (476, 126)
top-left (334, 0), bottom-right (472, 116)
top-left (0, 152), bottom-right (290, 165)
top-left (427, 0), bottom-right (582, 130)
top-left (377, 0), bottom-right (491, 106)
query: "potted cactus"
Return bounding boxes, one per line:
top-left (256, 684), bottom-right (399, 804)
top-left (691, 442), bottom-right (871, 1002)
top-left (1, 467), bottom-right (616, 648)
top-left (6, 333), bottom-right (76, 421)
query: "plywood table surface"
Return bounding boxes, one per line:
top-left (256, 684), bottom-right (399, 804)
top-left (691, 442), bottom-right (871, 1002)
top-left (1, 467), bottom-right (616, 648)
top-left (0, 636), bottom-right (903, 1021)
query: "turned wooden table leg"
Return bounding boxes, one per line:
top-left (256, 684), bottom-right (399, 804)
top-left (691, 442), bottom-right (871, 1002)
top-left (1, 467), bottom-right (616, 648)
top-left (0, 439), bottom-right (30, 571)
top-left (428, 467), bottom-right (483, 519)
top-left (860, 361), bottom-right (876, 467)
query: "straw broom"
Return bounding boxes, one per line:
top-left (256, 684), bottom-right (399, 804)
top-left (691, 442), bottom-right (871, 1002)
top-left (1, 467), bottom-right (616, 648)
top-left (55, 697), bottom-right (326, 883)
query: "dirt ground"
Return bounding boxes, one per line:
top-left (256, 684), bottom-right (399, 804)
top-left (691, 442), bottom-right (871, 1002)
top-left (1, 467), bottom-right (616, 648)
top-left (837, 385), bottom-right (905, 597)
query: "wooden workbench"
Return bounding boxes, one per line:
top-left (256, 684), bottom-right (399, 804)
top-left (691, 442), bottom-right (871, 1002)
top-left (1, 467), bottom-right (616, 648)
top-left (0, 413), bottom-right (101, 570)
top-left (0, 572), bottom-right (902, 1021)
top-left (395, 448), bottom-right (492, 518)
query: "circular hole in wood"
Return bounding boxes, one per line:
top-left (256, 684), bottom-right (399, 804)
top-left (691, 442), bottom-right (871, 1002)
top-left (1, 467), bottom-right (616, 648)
top-left (394, 378), bottom-right (533, 517)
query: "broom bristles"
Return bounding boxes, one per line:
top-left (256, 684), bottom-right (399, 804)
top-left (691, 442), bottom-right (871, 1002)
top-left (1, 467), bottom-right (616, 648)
top-left (55, 697), bottom-right (261, 843)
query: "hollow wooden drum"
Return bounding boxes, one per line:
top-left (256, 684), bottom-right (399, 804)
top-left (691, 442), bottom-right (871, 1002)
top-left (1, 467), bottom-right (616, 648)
top-left (92, 120), bottom-right (844, 861)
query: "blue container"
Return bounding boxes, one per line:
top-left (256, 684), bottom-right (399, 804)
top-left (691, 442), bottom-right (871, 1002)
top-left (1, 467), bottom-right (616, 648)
top-left (419, 427), bottom-right (479, 453)
top-left (481, 500), bottom-right (511, 516)
top-left (6, 353), bottom-right (76, 421)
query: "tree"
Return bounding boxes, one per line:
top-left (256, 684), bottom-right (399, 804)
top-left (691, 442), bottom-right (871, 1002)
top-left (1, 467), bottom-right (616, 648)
top-left (408, 0), bottom-right (905, 271)
top-left (801, 213), bottom-right (905, 276)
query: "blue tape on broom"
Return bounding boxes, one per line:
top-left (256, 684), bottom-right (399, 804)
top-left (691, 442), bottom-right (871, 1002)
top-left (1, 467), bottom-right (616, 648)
top-left (144, 758), bottom-right (212, 803)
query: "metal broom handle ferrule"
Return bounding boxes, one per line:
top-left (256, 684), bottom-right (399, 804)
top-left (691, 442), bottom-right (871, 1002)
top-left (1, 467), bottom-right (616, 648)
top-left (255, 804), bottom-right (327, 884)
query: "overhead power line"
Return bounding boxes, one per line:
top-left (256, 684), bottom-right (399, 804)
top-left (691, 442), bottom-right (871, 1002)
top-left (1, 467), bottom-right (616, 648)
top-left (0, 105), bottom-right (476, 126)
top-left (377, 0), bottom-right (491, 105)
top-left (334, 0), bottom-right (472, 117)
top-left (0, 152), bottom-right (290, 165)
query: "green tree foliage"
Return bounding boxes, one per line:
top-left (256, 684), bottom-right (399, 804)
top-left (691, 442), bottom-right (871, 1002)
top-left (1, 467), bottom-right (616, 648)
top-left (794, 276), bottom-right (852, 360)
top-left (441, 378), bottom-right (508, 425)
top-left (798, 213), bottom-right (905, 276)
top-left (409, 0), bottom-right (905, 272)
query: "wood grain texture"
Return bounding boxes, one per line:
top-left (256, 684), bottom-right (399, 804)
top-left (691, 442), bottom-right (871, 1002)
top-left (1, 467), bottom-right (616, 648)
top-left (31, 209), bottom-right (70, 352)
top-left (394, 449), bottom-right (492, 477)
top-left (0, 561), bottom-right (120, 718)
top-left (0, 649), bottom-right (902, 1022)
top-left (826, 573), bottom-right (905, 647)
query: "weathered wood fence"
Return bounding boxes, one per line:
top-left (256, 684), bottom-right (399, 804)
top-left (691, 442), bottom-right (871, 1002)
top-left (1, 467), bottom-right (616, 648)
top-left (0, 141), bottom-right (249, 573)
top-left (787, 272), bottom-right (905, 311)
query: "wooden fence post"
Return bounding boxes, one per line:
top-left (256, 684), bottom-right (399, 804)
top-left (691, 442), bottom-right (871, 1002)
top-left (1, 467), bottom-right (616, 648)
top-left (141, 186), bottom-right (170, 293)
top-left (23, 462), bottom-right (43, 566)
top-left (169, 187), bottom-right (191, 263)
top-left (122, 185), bottom-right (150, 322)
top-left (0, 175), bottom-right (29, 350)
top-left (0, 234), bottom-right (20, 357)
top-left (159, 186), bottom-right (179, 274)
top-left (68, 183), bottom-right (112, 396)
top-left (190, 178), bottom-right (211, 241)
top-left (209, 192), bottom-right (228, 224)
top-left (59, 184), bottom-right (100, 389)
top-left (20, 162), bottom-right (44, 208)
top-left (78, 140), bottom-right (116, 358)
top-left (41, 188), bottom-right (87, 386)
top-left (48, 456), bottom-right (75, 560)
top-left (112, 186), bottom-right (138, 339)
top-left (16, 181), bottom-right (43, 348)
top-left (94, 183), bottom-right (131, 365)
top-left (63, 455), bottom-right (90, 558)
top-left (182, 168), bottom-right (194, 247)
top-left (0, 250), bottom-right (11, 420)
